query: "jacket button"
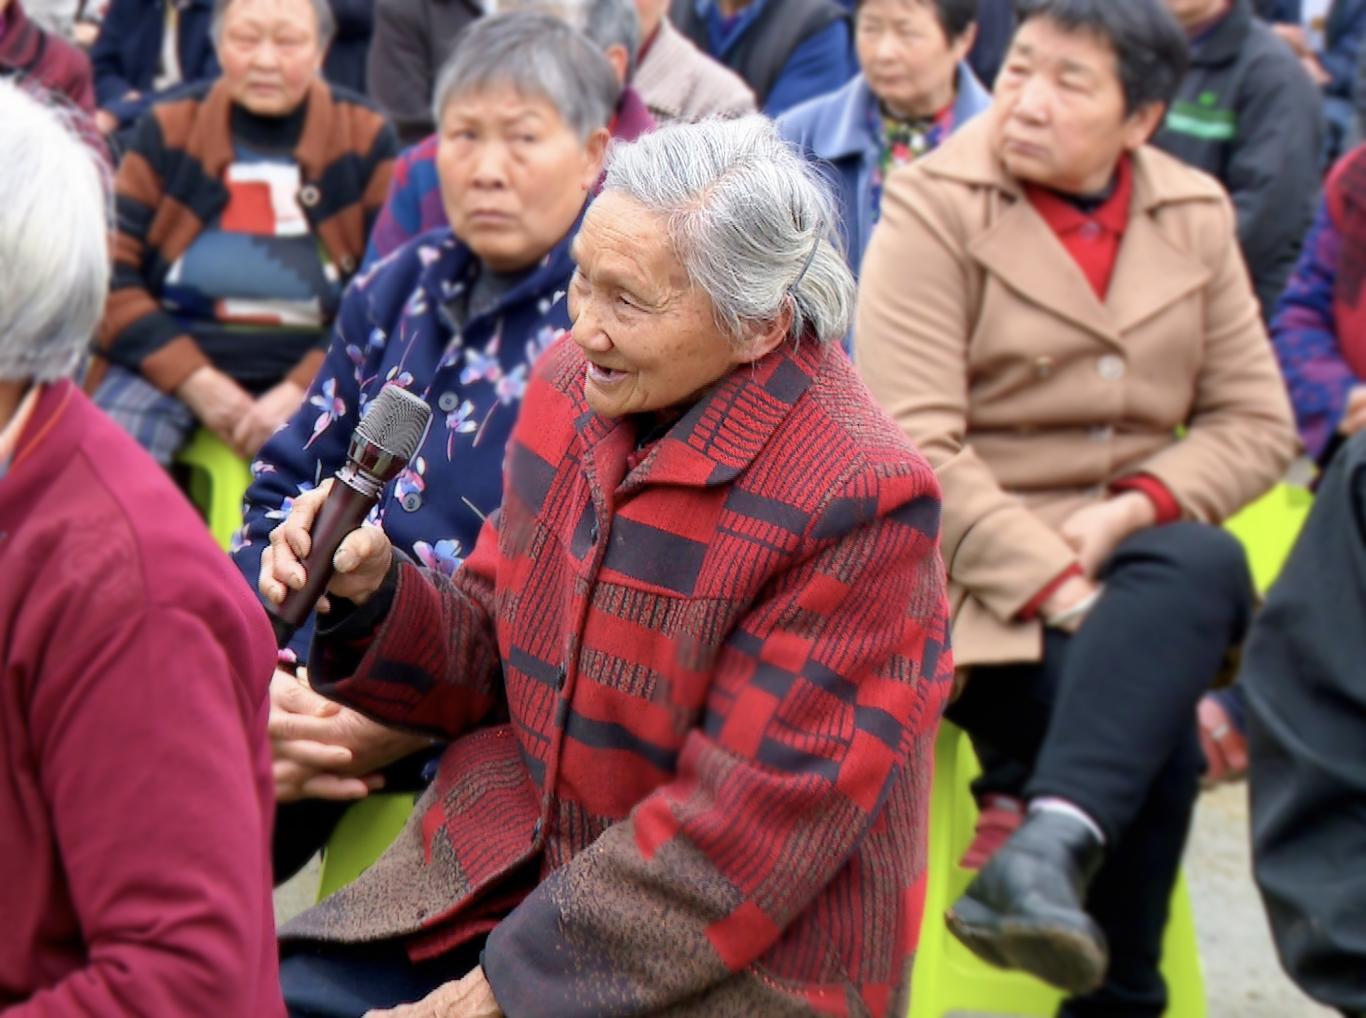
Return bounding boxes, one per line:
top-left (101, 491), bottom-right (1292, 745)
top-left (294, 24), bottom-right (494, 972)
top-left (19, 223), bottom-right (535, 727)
top-left (589, 521), bottom-right (599, 545)
top-left (438, 391), bottom-right (459, 412)
top-left (299, 184), bottom-right (321, 208)
top-left (339, 254), bottom-right (357, 274)
top-left (1097, 354), bottom-right (1126, 381)
top-left (555, 666), bottom-right (567, 691)
top-left (1032, 355), bottom-right (1054, 379)
top-left (401, 492), bottom-right (423, 512)
top-left (1088, 425), bottom-right (1113, 443)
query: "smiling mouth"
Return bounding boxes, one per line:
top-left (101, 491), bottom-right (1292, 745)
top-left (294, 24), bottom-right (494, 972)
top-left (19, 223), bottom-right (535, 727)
top-left (586, 362), bottom-right (629, 386)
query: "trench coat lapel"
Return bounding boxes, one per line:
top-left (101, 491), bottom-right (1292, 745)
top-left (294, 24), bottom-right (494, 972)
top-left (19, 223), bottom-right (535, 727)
top-left (969, 198), bottom-right (1122, 348)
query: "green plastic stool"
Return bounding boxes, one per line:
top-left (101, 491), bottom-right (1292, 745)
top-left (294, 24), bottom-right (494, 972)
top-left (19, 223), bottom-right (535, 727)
top-left (909, 723), bottom-right (1207, 1018)
top-left (316, 792), bottom-right (418, 901)
top-left (174, 428), bottom-right (253, 551)
top-left (1223, 482), bottom-right (1314, 594)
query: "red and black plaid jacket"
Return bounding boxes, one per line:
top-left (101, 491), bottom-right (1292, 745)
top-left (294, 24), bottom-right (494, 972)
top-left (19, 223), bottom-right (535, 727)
top-left (299, 334), bottom-right (954, 1016)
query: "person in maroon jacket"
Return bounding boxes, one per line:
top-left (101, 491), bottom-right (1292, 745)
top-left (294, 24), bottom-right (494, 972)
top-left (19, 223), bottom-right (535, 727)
top-left (0, 79), bottom-right (284, 1017)
top-left (0, 0), bottom-right (95, 111)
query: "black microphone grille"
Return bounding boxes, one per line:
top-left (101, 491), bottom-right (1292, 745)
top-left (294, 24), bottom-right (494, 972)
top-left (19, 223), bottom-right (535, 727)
top-left (355, 384), bottom-right (432, 462)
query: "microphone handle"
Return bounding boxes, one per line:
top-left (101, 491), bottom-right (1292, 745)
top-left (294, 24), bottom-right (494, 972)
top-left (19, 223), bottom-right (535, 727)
top-left (270, 475), bottom-right (381, 648)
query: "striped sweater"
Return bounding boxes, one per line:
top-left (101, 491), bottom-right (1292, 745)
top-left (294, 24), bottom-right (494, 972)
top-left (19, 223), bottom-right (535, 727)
top-left (91, 77), bottom-right (396, 394)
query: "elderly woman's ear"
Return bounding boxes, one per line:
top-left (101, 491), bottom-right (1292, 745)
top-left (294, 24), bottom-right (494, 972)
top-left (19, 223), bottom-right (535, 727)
top-left (737, 306), bottom-right (796, 364)
top-left (581, 127), bottom-right (612, 190)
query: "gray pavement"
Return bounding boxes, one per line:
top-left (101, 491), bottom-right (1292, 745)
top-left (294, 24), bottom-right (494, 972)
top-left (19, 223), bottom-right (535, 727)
top-left (273, 784), bottom-right (1337, 1017)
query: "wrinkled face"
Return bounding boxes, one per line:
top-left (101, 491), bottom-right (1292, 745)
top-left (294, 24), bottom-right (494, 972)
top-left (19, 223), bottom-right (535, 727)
top-left (856, 0), bottom-right (973, 118)
top-left (437, 85), bottom-right (607, 272)
top-left (634, 0), bottom-right (670, 39)
top-left (568, 191), bottom-right (765, 418)
top-left (218, 0), bottom-right (325, 116)
top-left (991, 17), bottom-right (1162, 194)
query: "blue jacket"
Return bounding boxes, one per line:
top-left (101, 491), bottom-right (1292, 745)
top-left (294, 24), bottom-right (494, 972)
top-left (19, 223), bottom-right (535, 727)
top-left (777, 64), bottom-right (992, 273)
top-left (232, 223), bottom-right (578, 660)
top-left (692, 0), bottom-right (856, 117)
top-left (90, 0), bottom-right (219, 128)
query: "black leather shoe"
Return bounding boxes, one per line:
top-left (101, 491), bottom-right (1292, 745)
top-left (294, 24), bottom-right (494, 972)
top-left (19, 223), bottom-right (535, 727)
top-left (945, 808), bottom-right (1109, 995)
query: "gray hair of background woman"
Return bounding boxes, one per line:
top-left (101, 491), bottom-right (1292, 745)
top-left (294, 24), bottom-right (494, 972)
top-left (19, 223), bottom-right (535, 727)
top-left (431, 10), bottom-right (621, 141)
top-left (603, 116), bottom-right (856, 346)
top-left (210, 0), bottom-right (337, 49)
top-left (0, 81), bottom-right (109, 383)
top-left (501, 0), bottom-right (642, 79)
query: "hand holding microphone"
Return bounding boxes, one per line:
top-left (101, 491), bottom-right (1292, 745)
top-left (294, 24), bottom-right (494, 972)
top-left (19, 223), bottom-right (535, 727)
top-left (260, 384), bottom-right (431, 643)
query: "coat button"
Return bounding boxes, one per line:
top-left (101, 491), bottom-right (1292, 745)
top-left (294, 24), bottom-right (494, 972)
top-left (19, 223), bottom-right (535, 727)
top-left (1097, 354), bottom-right (1126, 381)
top-left (589, 521), bottom-right (599, 545)
top-left (555, 665), bottom-right (567, 691)
top-left (1088, 425), bottom-right (1113, 443)
top-left (299, 184), bottom-right (321, 208)
top-left (339, 254), bottom-right (357, 274)
top-left (401, 492), bottom-right (423, 512)
top-left (438, 391), bottom-right (459, 412)
top-left (1032, 355), bottom-right (1054, 379)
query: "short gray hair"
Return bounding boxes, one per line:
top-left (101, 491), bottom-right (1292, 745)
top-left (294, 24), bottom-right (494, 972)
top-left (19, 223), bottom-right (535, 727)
top-left (502, 0), bottom-right (642, 79)
top-left (0, 81), bottom-right (110, 383)
top-left (432, 11), bottom-right (619, 141)
top-left (211, 0), bottom-right (336, 50)
top-left (603, 116), bottom-right (856, 346)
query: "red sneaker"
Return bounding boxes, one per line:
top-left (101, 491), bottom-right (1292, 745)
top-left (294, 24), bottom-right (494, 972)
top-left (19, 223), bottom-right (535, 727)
top-left (960, 794), bottom-right (1026, 870)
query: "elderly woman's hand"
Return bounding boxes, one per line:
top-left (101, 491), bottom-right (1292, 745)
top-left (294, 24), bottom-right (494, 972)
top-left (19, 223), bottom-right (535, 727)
top-left (1058, 492), bottom-right (1157, 578)
top-left (259, 479), bottom-right (396, 610)
top-left (232, 379), bottom-right (307, 459)
top-left (363, 966), bottom-right (502, 1017)
top-left (270, 666), bottom-right (435, 802)
top-left (177, 366), bottom-right (255, 449)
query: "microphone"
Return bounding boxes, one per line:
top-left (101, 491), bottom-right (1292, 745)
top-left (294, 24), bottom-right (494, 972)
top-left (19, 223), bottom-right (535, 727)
top-left (270, 384), bottom-right (432, 647)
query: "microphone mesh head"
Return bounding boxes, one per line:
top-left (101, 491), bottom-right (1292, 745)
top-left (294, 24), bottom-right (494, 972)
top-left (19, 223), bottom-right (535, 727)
top-left (355, 384), bottom-right (432, 463)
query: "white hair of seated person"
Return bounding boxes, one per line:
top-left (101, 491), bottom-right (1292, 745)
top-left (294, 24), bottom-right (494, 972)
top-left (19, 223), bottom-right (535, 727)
top-left (431, 10), bottom-right (621, 140)
top-left (0, 80), bottom-right (109, 385)
top-left (604, 115), bottom-right (856, 347)
top-left (501, 0), bottom-right (642, 79)
top-left (209, 0), bottom-right (337, 50)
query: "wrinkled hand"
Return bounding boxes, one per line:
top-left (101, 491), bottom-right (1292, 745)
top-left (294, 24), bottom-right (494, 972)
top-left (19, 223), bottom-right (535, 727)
top-left (1339, 386), bottom-right (1366, 436)
top-left (259, 479), bottom-right (396, 611)
top-left (1039, 574), bottom-right (1101, 634)
top-left (231, 379), bottom-right (306, 459)
top-left (1197, 694), bottom-right (1248, 788)
top-left (1300, 53), bottom-right (1331, 87)
top-left (177, 366), bottom-right (255, 448)
top-left (1058, 492), bottom-right (1156, 579)
top-left (94, 108), bottom-right (120, 134)
top-left (364, 966), bottom-right (502, 1017)
top-left (270, 668), bottom-right (433, 802)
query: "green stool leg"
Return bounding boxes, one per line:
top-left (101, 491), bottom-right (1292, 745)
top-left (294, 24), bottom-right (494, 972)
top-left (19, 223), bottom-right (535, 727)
top-left (910, 723), bottom-right (1206, 1017)
top-left (1224, 482), bottom-right (1314, 595)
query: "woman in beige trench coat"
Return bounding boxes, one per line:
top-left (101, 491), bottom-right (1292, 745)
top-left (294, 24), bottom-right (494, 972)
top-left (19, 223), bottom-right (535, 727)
top-left (856, 0), bottom-right (1298, 1014)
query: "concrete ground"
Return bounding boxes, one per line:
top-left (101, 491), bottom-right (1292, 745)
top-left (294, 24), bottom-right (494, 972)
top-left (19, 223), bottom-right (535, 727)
top-left (273, 784), bottom-right (1336, 1017)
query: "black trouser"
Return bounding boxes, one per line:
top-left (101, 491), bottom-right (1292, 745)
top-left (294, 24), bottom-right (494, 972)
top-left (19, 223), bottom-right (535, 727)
top-left (947, 523), bottom-right (1255, 1018)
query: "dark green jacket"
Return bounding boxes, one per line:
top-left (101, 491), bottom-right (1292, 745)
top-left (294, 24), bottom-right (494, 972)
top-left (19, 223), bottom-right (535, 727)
top-left (1154, 0), bottom-right (1323, 317)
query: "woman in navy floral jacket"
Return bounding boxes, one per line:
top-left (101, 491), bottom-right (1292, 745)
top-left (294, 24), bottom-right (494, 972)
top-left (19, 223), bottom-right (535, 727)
top-left (232, 12), bottom-right (617, 865)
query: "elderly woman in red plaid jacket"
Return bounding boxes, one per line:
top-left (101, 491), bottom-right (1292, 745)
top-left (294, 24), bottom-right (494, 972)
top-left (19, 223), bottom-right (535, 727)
top-left (262, 115), bottom-right (954, 1018)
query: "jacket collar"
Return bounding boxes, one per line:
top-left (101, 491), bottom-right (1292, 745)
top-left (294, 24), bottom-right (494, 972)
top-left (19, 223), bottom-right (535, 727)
top-left (611, 86), bottom-right (657, 143)
top-left (808, 62), bottom-right (990, 163)
top-left (190, 77), bottom-right (340, 181)
top-left (0, 3), bottom-right (40, 69)
top-left (574, 335), bottom-right (825, 495)
top-left (1188, 0), bottom-right (1251, 67)
top-left (922, 117), bottom-right (1217, 344)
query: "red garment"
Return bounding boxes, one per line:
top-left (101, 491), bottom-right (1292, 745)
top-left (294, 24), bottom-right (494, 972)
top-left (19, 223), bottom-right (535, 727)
top-left (298, 335), bottom-right (955, 1016)
top-left (1325, 147), bottom-right (1366, 381)
top-left (0, 1), bottom-right (95, 113)
top-left (0, 381), bottom-right (283, 1017)
top-left (1025, 154), bottom-right (1135, 300)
